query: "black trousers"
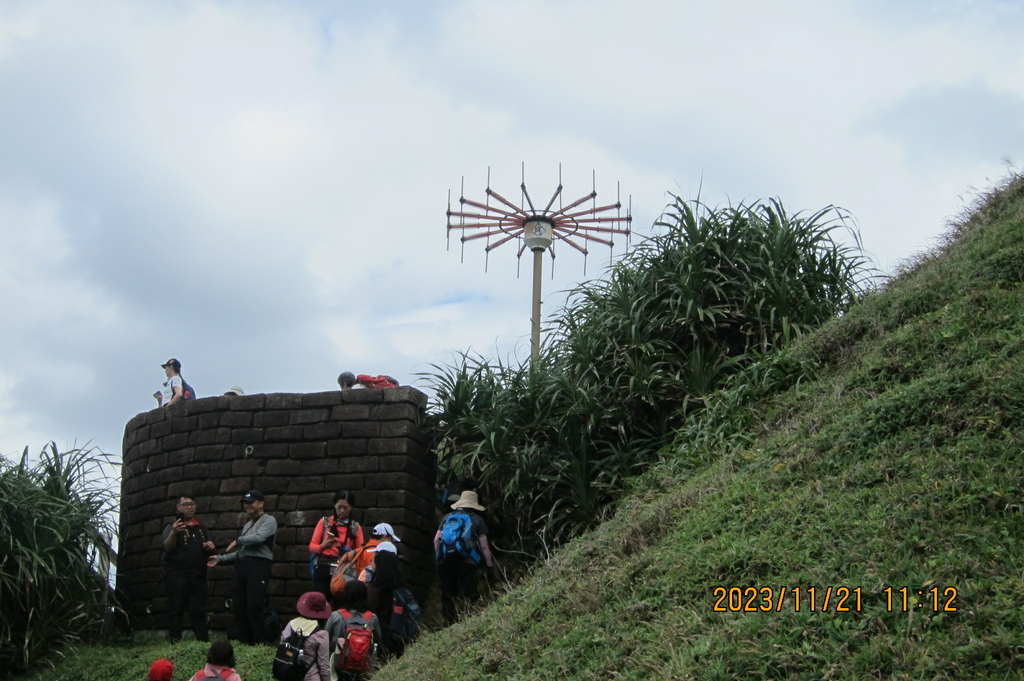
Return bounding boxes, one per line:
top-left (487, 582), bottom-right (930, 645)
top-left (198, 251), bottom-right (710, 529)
top-left (438, 561), bottom-right (480, 625)
top-left (231, 558), bottom-right (272, 644)
top-left (312, 562), bottom-right (334, 606)
top-left (165, 572), bottom-right (209, 641)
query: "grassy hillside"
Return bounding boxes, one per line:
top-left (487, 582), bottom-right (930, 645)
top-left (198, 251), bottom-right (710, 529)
top-left (374, 175), bottom-right (1024, 680)
top-left (19, 175), bottom-right (1024, 680)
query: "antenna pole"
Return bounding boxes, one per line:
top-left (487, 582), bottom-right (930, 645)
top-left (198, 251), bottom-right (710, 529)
top-left (531, 247), bottom-right (543, 365)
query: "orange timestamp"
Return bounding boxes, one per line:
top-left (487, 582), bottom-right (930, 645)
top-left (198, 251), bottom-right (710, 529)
top-left (712, 586), bottom-right (960, 613)
top-left (712, 586), bottom-right (864, 613)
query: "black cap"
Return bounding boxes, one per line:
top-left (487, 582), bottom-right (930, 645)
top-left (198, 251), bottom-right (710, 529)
top-left (161, 358), bottom-right (182, 371)
top-left (241, 489), bottom-right (264, 503)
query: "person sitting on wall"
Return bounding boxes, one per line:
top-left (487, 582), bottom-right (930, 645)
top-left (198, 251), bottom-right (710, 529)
top-left (162, 493), bottom-right (216, 642)
top-left (208, 489), bottom-right (278, 644)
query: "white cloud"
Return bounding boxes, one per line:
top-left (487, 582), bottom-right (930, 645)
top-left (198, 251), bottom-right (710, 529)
top-left (0, 0), bottom-right (1021, 458)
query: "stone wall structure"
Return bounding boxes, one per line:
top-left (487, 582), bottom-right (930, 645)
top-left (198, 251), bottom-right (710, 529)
top-left (117, 387), bottom-right (434, 632)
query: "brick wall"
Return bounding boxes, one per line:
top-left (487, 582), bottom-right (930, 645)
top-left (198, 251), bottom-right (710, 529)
top-left (117, 387), bottom-right (435, 632)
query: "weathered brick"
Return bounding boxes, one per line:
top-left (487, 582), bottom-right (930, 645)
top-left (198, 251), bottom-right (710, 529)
top-left (295, 492), bottom-right (333, 511)
top-left (327, 439), bottom-right (368, 457)
top-left (208, 461), bottom-right (232, 478)
top-left (150, 420), bottom-right (172, 438)
top-left (170, 416), bottom-right (198, 432)
top-left (220, 411), bottom-right (253, 427)
top-left (145, 408), bottom-right (167, 425)
top-left (297, 458), bottom-right (339, 477)
top-left (371, 403), bottom-right (419, 421)
top-left (331, 404), bottom-right (371, 421)
top-left (220, 477), bottom-right (252, 494)
top-left (290, 408), bottom-right (329, 425)
top-left (289, 442), bottom-right (326, 460)
top-left (286, 477), bottom-right (327, 494)
top-left (336, 456), bottom-right (379, 473)
top-left (382, 387), bottom-right (428, 408)
top-left (189, 428), bottom-right (217, 446)
top-left (157, 467), bottom-right (183, 486)
top-left (186, 397), bottom-right (222, 414)
top-left (227, 394), bottom-right (266, 410)
top-left (231, 429), bottom-right (264, 444)
top-left (341, 389), bottom-right (384, 403)
top-left (324, 474), bottom-right (365, 490)
top-left (255, 477), bottom-right (289, 495)
top-left (248, 443), bottom-right (289, 460)
top-left (194, 445), bottom-right (223, 462)
top-left (266, 426), bottom-right (305, 441)
top-left (378, 455), bottom-right (430, 478)
top-left (301, 391), bottom-right (342, 407)
top-left (254, 411), bottom-right (291, 428)
top-left (266, 394), bottom-right (303, 409)
top-left (303, 422), bottom-right (343, 440)
top-left (232, 459), bottom-right (265, 476)
top-left (266, 459), bottom-right (302, 476)
top-left (167, 447), bottom-right (193, 466)
top-left (276, 494), bottom-right (299, 512)
top-left (379, 420), bottom-right (419, 439)
top-left (342, 422), bottom-right (381, 438)
top-left (364, 472), bottom-right (420, 490)
top-left (198, 412), bottom-right (221, 429)
top-left (368, 439), bottom-right (415, 455)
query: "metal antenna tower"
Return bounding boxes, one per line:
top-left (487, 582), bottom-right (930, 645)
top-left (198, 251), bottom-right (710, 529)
top-left (447, 165), bottom-right (632, 364)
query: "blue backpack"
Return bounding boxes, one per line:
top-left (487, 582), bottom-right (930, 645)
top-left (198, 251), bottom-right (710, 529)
top-left (181, 379), bottom-right (197, 401)
top-left (437, 512), bottom-right (481, 565)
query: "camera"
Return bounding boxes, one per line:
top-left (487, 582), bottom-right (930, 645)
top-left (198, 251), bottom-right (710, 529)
top-left (175, 512), bottom-right (185, 522)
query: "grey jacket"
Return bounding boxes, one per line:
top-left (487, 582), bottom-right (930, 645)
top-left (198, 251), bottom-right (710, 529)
top-left (218, 513), bottom-right (277, 563)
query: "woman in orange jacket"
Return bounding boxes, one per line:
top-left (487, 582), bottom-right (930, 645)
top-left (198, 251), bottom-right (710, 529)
top-left (309, 490), bottom-right (364, 601)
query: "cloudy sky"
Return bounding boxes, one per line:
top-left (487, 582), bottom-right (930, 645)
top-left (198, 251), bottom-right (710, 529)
top-left (1, 0), bottom-right (1022, 463)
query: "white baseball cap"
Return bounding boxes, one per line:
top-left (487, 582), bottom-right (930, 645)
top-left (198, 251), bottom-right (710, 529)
top-left (372, 522), bottom-right (401, 542)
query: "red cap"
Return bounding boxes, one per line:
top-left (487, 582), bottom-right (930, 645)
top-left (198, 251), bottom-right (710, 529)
top-left (148, 658), bottom-right (174, 681)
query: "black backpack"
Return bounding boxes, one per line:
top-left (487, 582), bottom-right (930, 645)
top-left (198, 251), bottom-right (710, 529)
top-left (272, 622), bottom-right (318, 681)
top-left (389, 587), bottom-right (422, 641)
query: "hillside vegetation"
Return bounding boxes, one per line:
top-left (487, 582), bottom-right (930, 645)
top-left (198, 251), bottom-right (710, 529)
top-left (18, 175), bottom-right (1024, 680)
top-left (376, 175), bottom-right (1024, 679)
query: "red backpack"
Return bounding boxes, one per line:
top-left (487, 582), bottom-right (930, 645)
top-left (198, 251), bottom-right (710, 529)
top-left (334, 609), bottom-right (374, 674)
top-left (355, 374), bottom-right (399, 388)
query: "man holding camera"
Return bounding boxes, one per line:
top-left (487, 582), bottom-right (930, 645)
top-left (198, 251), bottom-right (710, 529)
top-left (162, 493), bottom-right (216, 642)
top-left (208, 489), bottom-right (278, 644)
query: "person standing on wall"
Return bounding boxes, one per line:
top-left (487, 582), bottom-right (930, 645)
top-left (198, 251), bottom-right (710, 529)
top-left (208, 489), bottom-right (278, 644)
top-left (162, 493), bottom-right (216, 642)
top-left (154, 358), bottom-right (184, 407)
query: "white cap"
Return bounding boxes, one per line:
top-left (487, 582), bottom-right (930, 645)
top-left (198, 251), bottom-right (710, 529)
top-left (368, 541), bottom-right (397, 555)
top-left (372, 522), bottom-right (401, 542)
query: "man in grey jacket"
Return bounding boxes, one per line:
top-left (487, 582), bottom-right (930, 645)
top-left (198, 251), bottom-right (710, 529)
top-left (208, 489), bottom-right (278, 644)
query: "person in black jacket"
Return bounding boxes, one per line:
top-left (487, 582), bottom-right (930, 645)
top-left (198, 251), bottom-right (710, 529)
top-left (162, 493), bottom-right (216, 642)
top-left (434, 490), bottom-right (495, 625)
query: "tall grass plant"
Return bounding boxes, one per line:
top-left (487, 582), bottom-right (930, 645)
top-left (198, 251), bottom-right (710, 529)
top-left (0, 443), bottom-right (119, 673)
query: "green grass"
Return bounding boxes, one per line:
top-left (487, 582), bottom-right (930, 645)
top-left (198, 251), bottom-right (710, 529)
top-left (19, 174), bottom-right (1024, 679)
